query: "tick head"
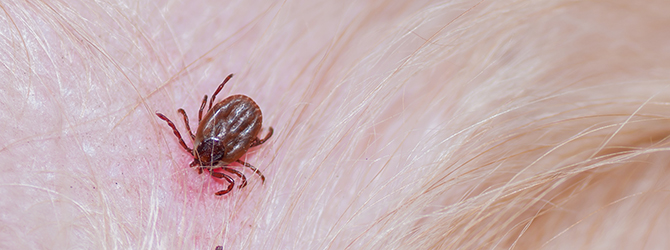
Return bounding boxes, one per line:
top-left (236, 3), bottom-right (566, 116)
top-left (194, 138), bottom-right (226, 166)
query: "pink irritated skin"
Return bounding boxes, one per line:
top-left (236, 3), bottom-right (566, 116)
top-left (4, 0), bottom-right (670, 249)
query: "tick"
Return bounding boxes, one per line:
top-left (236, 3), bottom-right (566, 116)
top-left (156, 74), bottom-right (273, 196)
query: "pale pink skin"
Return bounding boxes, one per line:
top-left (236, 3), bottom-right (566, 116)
top-left (2, 0), bottom-right (670, 249)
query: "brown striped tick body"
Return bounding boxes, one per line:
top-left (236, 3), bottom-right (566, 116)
top-left (156, 74), bottom-right (273, 196)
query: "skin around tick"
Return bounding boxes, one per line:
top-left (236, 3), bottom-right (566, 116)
top-left (194, 95), bottom-right (263, 168)
top-left (155, 74), bottom-right (273, 196)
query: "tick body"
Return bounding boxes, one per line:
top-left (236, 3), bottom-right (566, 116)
top-left (156, 74), bottom-right (273, 196)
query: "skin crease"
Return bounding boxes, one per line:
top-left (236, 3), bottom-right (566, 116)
top-left (2, 0), bottom-right (670, 249)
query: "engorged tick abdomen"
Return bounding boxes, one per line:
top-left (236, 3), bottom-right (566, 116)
top-left (193, 95), bottom-right (263, 167)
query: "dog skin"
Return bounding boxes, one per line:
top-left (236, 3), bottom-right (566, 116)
top-left (2, 0), bottom-right (670, 249)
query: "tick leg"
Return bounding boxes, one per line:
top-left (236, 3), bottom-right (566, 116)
top-left (250, 127), bottom-right (274, 147)
top-left (236, 159), bottom-right (265, 184)
top-left (210, 171), bottom-right (235, 196)
top-left (209, 74), bottom-right (234, 110)
top-left (156, 112), bottom-right (193, 154)
top-left (198, 95), bottom-right (208, 122)
top-left (177, 109), bottom-right (195, 140)
top-left (223, 167), bottom-right (248, 188)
